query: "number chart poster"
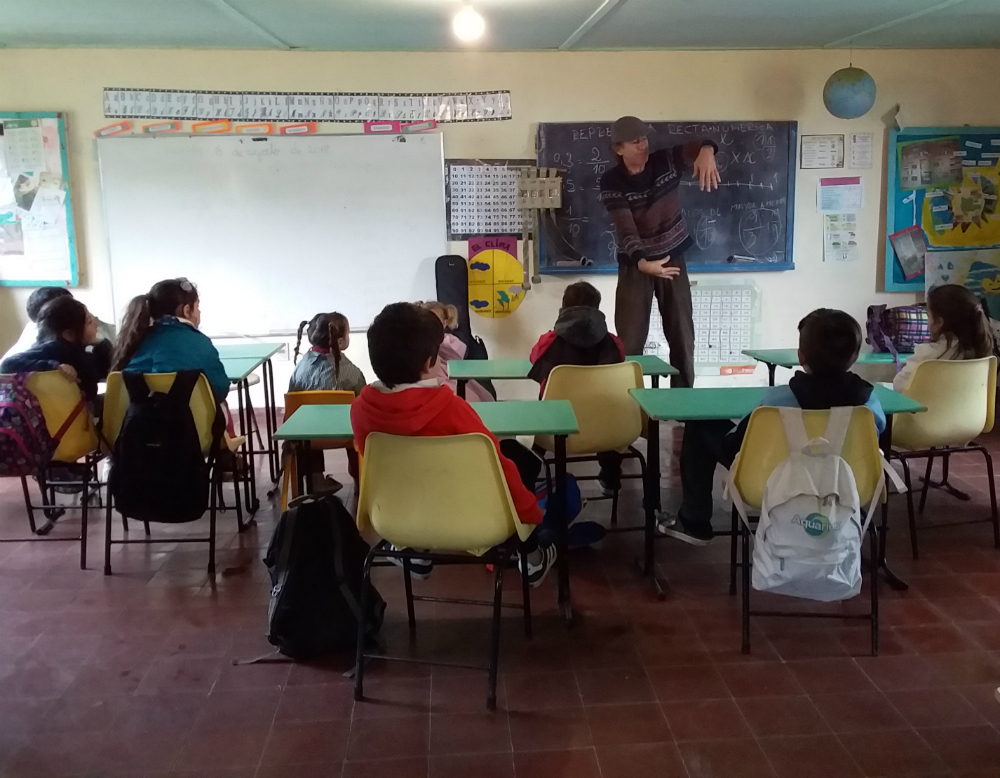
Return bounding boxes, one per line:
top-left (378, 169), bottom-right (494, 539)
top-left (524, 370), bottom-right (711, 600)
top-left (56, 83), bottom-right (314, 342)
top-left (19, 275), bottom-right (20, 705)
top-left (885, 127), bottom-right (1000, 292)
top-left (536, 121), bottom-right (796, 275)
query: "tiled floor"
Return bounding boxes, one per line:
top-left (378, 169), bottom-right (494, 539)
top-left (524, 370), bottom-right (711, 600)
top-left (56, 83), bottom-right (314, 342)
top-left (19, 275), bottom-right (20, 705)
top-left (1, 420), bottom-right (1000, 777)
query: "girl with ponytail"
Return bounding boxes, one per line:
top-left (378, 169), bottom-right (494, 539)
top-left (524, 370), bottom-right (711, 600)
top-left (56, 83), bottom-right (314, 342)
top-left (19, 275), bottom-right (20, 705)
top-left (288, 311), bottom-right (366, 395)
top-left (112, 278), bottom-right (230, 403)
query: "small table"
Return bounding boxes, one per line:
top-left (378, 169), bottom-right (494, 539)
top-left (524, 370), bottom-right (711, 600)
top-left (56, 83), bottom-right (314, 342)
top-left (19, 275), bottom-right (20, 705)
top-left (743, 349), bottom-right (904, 386)
top-left (274, 399), bottom-right (582, 623)
top-left (448, 354), bottom-right (679, 398)
top-left (628, 385), bottom-right (926, 594)
top-left (218, 343), bottom-right (285, 512)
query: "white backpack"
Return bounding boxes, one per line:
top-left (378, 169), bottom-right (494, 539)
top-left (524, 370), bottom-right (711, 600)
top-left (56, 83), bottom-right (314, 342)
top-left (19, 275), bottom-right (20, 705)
top-left (729, 406), bottom-right (893, 603)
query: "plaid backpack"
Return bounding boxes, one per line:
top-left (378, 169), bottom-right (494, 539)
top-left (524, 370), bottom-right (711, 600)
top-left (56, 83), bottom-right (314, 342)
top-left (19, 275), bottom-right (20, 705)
top-left (0, 373), bottom-right (83, 477)
top-left (865, 304), bottom-right (930, 367)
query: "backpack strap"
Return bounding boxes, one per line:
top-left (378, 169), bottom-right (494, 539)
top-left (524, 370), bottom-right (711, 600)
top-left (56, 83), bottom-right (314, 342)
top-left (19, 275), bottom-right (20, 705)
top-left (51, 399), bottom-right (86, 444)
top-left (778, 407), bottom-right (811, 453)
top-left (166, 370), bottom-right (203, 405)
top-left (822, 406), bottom-right (852, 458)
top-left (122, 371), bottom-right (152, 403)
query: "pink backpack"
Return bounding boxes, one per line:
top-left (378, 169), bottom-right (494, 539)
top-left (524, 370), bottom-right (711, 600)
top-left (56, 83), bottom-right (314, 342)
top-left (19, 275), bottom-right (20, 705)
top-left (0, 373), bottom-right (83, 477)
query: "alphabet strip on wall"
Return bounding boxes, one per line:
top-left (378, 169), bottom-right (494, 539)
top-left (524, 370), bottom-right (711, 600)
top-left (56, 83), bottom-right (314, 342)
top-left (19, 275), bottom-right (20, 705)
top-left (103, 89), bottom-right (512, 123)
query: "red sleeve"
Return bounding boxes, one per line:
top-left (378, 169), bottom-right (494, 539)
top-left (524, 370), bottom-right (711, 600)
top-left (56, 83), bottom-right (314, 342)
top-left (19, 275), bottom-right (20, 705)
top-left (529, 331), bottom-right (558, 365)
top-left (611, 334), bottom-right (626, 359)
top-left (349, 403), bottom-right (370, 455)
top-left (445, 398), bottom-right (544, 525)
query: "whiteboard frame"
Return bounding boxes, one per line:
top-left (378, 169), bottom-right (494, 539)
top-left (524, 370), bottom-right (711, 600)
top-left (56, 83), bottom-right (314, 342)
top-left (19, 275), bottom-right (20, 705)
top-left (0, 112), bottom-right (80, 287)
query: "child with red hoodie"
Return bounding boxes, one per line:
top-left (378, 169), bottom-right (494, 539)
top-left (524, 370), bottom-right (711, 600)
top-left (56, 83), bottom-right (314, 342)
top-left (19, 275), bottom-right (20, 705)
top-left (351, 302), bottom-right (557, 585)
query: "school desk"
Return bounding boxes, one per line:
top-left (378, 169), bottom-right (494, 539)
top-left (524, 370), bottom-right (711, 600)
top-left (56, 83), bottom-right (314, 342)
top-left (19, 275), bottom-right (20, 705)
top-left (628, 385), bottom-right (927, 595)
top-left (219, 343), bottom-right (284, 511)
top-left (743, 348), bottom-right (906, 386)
top-left (274, 399), bottom-right (582, 623)
top-left (448, 354), bottom-right (679, 398)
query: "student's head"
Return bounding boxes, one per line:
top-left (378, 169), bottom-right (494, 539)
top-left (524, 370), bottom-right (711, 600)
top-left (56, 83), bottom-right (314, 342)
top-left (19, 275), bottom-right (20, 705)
top-left (26, 287), bottom-right (72, 323)
top-left (610, 116), bottom-right (651, 169)
top-left (561, 281), bottom-right (601, 310)
top-left (112, 278), bottom-right (200, 371)
top-left (418, 301), bottom-right (459, 332)
top-left (293, 312), bottom-right (350, 374)
top-left (926, 284), bottom-right (995, 358)
top-left (37, 297), bottom-right (97, 345)
top-left (797, 309), bottom-right (862, 377)
top-left (367, 302), bottom-right (444, 389)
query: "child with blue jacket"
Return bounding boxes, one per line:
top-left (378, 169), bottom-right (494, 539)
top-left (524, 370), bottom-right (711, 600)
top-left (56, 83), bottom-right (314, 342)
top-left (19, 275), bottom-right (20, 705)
top-left (660, 309), bottom-right (886, 545)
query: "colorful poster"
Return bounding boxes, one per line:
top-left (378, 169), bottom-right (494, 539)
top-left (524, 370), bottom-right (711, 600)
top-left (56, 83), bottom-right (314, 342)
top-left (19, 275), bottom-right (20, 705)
top-left (468, 236), bottom-right (524, 318)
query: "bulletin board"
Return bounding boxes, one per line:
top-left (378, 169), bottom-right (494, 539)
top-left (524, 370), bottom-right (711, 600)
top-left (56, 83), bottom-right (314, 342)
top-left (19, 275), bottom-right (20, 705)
top-left (0, 113), bottom-right (78, 287)
top-left (884, 126), bottom-right (1000, 293)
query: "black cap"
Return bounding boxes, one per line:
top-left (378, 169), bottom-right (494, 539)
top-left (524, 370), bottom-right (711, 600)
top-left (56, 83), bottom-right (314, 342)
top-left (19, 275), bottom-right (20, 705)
top-left (610, 116), bottom-right (651, 145)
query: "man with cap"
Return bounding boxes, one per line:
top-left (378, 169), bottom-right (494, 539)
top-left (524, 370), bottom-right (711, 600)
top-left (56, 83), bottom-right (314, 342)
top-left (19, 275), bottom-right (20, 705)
top-left (600, 116), bottom-right (720, 387)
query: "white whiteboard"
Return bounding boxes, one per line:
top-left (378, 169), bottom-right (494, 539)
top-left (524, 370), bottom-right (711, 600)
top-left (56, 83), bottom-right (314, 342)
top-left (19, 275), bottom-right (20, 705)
top-left (97, 133), bottom-right (446, 334)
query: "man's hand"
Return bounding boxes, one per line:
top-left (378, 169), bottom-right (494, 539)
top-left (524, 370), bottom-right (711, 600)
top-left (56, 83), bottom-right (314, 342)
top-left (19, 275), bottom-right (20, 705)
top-left (694, 145), bottom-right (721, 191)
top-left (638, 257), bottom-right (681, 280)
top-left (57, 364), bottom-right (78, 383)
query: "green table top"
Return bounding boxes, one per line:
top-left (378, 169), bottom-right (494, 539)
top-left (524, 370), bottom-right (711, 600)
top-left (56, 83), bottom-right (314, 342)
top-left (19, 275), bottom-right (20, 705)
top-left (447, 354), bottom-right (677, 381)
top-left (630, 384), bottom-right (925, 422)
top-left (274, 399), bottom-right (579, 442)
top-left (215, 342), bottom-right (285, 361)
top-left (222, 356), bottom-right (266, 383)
top-left (743, 349), bottom-right (903, 368)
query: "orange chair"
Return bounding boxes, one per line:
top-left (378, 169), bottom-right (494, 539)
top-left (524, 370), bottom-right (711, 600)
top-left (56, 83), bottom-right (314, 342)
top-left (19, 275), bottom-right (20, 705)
top-left (281, 390), bottom-right (358, 505)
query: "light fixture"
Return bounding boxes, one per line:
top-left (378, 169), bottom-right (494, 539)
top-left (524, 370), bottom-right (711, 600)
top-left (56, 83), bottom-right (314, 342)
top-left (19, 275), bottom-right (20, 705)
top-left (452, 4), bottom-right (485, 42)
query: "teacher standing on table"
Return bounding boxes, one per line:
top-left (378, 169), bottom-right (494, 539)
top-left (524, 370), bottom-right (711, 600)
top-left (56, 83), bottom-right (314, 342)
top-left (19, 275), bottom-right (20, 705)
top-left (600, 116), bottom-right (721, 388)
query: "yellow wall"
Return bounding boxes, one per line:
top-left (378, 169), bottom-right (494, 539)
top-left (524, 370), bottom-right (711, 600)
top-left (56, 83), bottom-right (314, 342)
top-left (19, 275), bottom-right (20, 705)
top-left (2, 47), bottom-right (999, 388)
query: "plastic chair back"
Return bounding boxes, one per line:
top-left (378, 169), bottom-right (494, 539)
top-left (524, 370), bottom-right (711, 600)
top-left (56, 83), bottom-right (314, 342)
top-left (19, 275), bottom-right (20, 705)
top-left (103, 371), bottom-right (218, 455)
top-left (357, 432), bottom-right (528, 555)
top-left (537, 362), bottom-right (643, 454)
top-left (732, 406), bottom-right (883, 510)
top-left (25, 371), bottom-right (98, 463)
top-left (893, 357), bottom-right (997, 450)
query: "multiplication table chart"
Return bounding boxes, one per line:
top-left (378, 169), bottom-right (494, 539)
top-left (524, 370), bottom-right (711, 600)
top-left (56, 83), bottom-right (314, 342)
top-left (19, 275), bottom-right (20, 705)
top-left (446, 159), bottom-right (534, 239)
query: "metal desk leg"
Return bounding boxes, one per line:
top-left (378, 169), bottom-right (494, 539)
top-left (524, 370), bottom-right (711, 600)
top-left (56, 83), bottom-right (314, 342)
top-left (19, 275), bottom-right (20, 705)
top-left (457, 380), bottom-right (467, 400)
top-left (637, 415), bottom-right (667, 599)
top-left (651, 376), bottom-right (659, 389)
top-left (767, 363), bottom-right (777, 387)
top-left (554, 434), bottom-right (573, 625)
top-left (878, 414), bottom-right (908, 591)
top-left (242, 378), bottom-right (260, 516)
top-left (263, 358), bottom-right (278, 483)
top-left (296, 441), bottom-right (311, 499)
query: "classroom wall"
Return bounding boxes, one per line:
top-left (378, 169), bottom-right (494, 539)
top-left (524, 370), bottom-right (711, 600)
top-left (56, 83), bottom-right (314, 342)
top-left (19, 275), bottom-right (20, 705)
top-left (2, 47), bottom-right (999, 393)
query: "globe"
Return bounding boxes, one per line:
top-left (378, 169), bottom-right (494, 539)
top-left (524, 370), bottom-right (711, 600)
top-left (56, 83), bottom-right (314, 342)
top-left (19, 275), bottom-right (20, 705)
top-left (823, 67), bottom-right (877, 120)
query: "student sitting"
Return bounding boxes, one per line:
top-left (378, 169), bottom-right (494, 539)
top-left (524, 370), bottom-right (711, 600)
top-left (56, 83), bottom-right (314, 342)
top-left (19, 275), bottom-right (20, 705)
top-left (2, 286), bottom-right (115, 374)
top-left (1, 296), bottom-right (106, 410)
top-left (111, 278), bottom-right (229, 403)
top-left (894, 284), bottom-right (995, 393)
top-left (660, 308), bottom-right (886, 545)
top-left (289, 312), bottom-right (366, 394)
top-left (528, 281), bottom-right (626, 495)
top-left (351, 302), bottom-right (557, 585)
top-left (418, 301), bottom-right (493, 402)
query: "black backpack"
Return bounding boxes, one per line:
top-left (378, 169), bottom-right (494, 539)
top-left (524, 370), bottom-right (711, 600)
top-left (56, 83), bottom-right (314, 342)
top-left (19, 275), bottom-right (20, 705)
top-left (109, 370), bottom-right (220, 524)
top-left (264, 494), bottom-right (386, 660)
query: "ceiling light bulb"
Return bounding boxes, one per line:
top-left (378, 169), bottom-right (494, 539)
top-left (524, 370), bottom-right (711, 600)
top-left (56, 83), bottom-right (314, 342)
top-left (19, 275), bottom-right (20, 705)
top-left (453, 4), bottom-right (485, 42)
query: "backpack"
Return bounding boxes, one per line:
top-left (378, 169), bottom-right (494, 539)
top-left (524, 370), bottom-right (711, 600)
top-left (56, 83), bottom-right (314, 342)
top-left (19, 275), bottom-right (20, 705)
top-left (109, 370), bottom-right (219, 524)
top-left (866, 304), bottom-right (930, 366)
top-left (264, 493), bottom-right (386, 660)
top-left (0, 373), bottom-right (84, 478)
top-left (730, 407), bottom-right (887, 602)
top-left (435, 254), bottom-right (498, 400)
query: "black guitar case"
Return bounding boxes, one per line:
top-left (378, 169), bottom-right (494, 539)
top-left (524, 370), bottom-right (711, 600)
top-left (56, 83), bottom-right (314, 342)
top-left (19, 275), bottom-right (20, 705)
top-left (435, 255), bottom-right (497, 399)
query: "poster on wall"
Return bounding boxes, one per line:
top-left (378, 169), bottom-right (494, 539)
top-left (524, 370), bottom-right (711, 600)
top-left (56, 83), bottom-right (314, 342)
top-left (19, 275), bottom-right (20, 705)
top-left (885, 126), bottom-right (1000, 292)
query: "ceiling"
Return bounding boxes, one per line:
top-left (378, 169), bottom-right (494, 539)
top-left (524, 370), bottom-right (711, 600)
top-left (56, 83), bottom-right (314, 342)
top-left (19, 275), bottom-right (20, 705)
top-left (1, 0), bottom-right (998, 50)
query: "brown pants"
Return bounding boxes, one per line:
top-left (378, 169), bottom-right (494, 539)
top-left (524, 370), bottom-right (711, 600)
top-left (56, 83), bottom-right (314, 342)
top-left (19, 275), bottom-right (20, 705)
top-left (614, 254), bottom-right (695, 388)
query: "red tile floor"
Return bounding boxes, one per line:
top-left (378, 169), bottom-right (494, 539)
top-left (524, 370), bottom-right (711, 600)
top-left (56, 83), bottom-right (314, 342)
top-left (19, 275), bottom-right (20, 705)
top-left (1, 421), bottom-right (1000, 777)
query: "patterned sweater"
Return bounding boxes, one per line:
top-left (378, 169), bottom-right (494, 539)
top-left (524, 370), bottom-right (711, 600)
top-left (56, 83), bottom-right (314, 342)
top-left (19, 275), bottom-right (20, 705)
top-left (599, 141), bottom-right (716, 265)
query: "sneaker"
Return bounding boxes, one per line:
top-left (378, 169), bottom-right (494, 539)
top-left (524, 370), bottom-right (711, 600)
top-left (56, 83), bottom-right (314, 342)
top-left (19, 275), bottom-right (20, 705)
top-left (381, 542), bottom-right (434, 580)
top-left (659, 520), bottom-right (714, 547)
top-left (597, 478), bottom-right (617, 497)
top-left (520, 545), bottom-right (558, 588)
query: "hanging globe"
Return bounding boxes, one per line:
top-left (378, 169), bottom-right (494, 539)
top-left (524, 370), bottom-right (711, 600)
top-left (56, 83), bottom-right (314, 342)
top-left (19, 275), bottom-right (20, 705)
top-left (823, 67), bottom-right (877, 120)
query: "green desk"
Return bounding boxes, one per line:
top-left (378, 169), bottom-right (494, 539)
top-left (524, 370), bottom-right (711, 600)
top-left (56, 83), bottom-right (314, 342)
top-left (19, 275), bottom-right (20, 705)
top-left (448, 354), bottom-right (679, 398)
top-left (629, 385), bottom-right (926, 593)
top-left (218, 342), bottom-right (286, 508)
top-left (743, 349), bottom-right (905, 386)
top-left (275, 400), bottom-right (582, 622)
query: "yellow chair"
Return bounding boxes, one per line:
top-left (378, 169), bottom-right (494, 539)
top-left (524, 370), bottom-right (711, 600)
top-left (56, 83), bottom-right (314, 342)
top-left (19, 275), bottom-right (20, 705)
top-left (101, 371), bottom-right (234, 575)
top-left (729, 406), bottom-right (886, 656)
top-left (889, 357), bottom-right (998, 559)
top-left (4, 371), bottom-right (100, 569)
top-left (536, 362), bottom-right (645, 527)
top-left (279, 390), bottom-right (357, 508)
top-left (354, 432), bottom-right (534, 711)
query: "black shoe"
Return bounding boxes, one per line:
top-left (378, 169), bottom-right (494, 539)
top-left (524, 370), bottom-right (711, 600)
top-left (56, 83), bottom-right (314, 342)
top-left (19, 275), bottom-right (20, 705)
top-left (520, 545), bottom-right (558, 588)
top-left (659, 516), bottom-right (714, 546)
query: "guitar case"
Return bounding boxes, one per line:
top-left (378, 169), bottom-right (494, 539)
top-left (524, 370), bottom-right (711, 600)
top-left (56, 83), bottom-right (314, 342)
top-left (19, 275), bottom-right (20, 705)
top-left (435, 255), bottom-right (497, 400)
